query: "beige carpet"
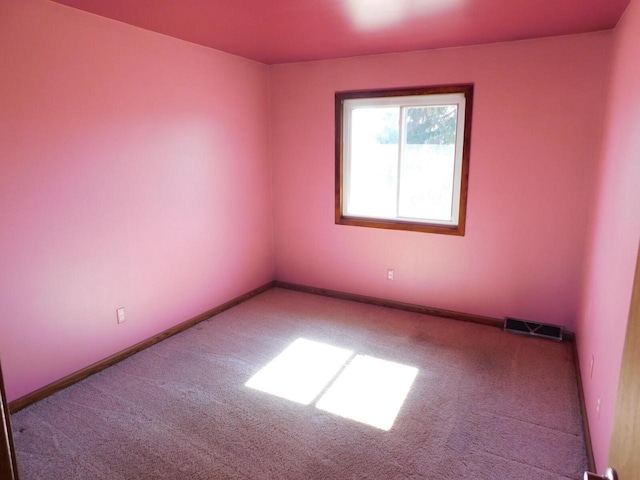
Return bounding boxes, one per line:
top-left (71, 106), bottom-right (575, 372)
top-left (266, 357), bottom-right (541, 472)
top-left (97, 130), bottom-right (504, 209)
top-left (12, 288), bottom-right (588, 479)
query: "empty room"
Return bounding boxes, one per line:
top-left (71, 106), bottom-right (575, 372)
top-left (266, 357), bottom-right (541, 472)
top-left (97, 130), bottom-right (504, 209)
top-left (1, 0), bottom-right (639, 479)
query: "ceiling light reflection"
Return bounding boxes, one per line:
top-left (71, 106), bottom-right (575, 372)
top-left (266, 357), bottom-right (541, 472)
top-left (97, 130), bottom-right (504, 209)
top-left (347, 0), bottom-right (462, 30)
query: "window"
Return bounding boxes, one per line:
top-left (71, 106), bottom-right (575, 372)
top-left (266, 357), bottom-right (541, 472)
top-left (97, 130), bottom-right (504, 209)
top-left (335, 85), bottom-right (473, 235)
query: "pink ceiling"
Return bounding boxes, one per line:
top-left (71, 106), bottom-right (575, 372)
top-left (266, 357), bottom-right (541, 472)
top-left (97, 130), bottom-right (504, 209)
top-left (51, 0), bottom-right (630, 64)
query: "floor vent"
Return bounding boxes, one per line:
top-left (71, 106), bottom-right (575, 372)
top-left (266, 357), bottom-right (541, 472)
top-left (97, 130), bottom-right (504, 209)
top-left (504, 317), bottom-right (563, 341)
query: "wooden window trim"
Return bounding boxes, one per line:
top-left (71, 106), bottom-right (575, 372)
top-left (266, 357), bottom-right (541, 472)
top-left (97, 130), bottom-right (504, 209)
top-left (335, 84), bottom-right (474, 236)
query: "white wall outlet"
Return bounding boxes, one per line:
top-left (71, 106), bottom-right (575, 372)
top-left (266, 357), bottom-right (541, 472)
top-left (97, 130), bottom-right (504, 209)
top-left (116, 307), bottom-right (126, 324)
top-left (387, 269), bottom-right (394, 281)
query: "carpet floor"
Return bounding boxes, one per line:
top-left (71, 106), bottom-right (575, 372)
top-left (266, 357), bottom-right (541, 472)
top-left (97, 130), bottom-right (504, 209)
top-left (11, 288), bottom-right (588, 479)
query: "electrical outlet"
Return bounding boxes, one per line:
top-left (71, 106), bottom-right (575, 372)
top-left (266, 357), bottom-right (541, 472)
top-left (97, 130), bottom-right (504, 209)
top-left (590, 355), bottom-right (595, 379)
top-left (387, 269), bottom-right (394, 281)
top-left (116, 307), bottom-right (126, 324)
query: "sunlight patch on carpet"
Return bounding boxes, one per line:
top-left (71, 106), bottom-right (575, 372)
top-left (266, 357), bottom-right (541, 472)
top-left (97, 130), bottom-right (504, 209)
top-left (245, 338), bottom-right (353, 405)
top-left (246, 338), bottom-right (418, 430)
top-left (315, 355), bottom-right (418, 430)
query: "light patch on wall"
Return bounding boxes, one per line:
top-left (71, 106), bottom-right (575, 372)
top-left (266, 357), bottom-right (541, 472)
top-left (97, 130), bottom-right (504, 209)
top-left (346, 0), bottom-right (462, 30)
top-left (246, 338), bottom-right (418, 430)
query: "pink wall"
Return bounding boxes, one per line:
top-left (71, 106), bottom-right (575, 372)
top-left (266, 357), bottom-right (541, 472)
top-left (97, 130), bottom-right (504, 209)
top-left (0, 0), bottom-right (273, 401)
top-left (270, 34), bottom-right (612, 331)
top-left (576, 0), bottom-right (640, 471)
